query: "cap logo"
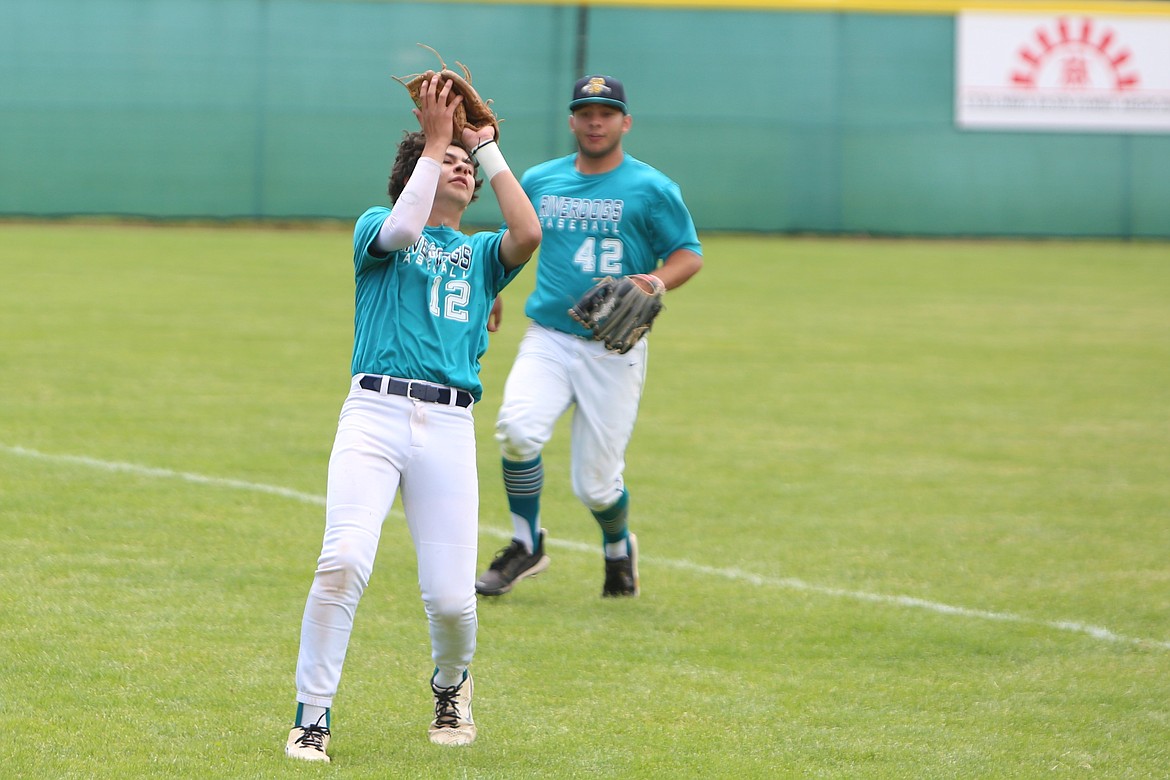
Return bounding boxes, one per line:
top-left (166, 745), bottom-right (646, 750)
top-left (581, 77), bottom-right (612, 98)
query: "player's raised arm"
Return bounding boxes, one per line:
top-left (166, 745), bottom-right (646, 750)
top-left (463, 125), bottom-right (541, 271)
top-left (374, 74), bottom-right (463, 254)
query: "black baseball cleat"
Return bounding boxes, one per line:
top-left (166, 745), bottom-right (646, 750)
top-left (475, 530), bottom-right (551, 596)
top-left (602, 533), bottom-right (640, 597)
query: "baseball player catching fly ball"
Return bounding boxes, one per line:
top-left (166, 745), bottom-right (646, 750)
top-left (476, 74), bottom-right (703, 599)
top-left (284, 71), bottom-right (539, 762)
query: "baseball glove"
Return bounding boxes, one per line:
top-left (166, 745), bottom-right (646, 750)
top-left (392, 44), bottom-right (500, 140)
top-left (569, 274), bottom-right (666, 354)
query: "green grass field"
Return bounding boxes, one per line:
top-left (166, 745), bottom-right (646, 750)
top-left (2, 221), bottom-right (1169, 778)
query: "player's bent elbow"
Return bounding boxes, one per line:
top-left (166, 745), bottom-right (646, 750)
top-left (660, 251), bottom-right (702, 290)
top-left (516, 222), bottom-right (542, 255)
top-left (677, 250), bottom-right (703, 279)
top-left (503, 225), bottom-right (541, 269)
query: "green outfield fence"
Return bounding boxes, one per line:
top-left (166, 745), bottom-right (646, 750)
top-left (2, 0), bottom-right (1169, 236)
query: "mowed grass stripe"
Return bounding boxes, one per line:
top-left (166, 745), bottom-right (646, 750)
top-left (6, 441), bottom-right (1167, 651)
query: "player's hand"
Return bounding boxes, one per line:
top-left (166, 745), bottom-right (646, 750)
top-left (487, 295), bottom-right (503, 332)
top-left (462, 124), bottom-right (495, 152)
top-left (413, 72), bottom-right (461, 145)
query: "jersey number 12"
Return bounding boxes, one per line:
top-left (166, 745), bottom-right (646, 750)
top-left (429, 277), bottom-right (470, 322)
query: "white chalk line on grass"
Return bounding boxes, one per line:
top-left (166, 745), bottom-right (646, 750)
top-left (5, 442), bottom-right (1168, 652)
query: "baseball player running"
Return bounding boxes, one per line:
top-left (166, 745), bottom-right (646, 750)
top-left (476, 75), bottom-right (702, 599)
top-left (285, 74), bottom-right (540, 762)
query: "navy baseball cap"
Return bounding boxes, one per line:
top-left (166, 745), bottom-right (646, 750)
top-left (569, 75), bottom-right (628, 114)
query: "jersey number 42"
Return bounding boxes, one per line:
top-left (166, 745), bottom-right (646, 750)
top-left (573, 237), bottom-right (623, 275)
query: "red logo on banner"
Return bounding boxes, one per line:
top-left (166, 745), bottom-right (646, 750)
top-left (1011, 17), bottom-right (1139, 91)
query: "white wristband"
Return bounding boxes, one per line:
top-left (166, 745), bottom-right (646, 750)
top-left (471, 140), bottom-right (509, 181)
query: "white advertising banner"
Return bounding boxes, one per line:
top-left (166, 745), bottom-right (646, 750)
top-left (956, 12), bottom-right (1170, 133)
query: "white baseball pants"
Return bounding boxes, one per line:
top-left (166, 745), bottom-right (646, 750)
top-left (295, 376), bottom-right (479, 708)
top-left (496, 323), bottom-right (648, 510)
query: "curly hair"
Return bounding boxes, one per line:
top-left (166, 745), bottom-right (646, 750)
top-left (388, 131), bottom-right (482, 204)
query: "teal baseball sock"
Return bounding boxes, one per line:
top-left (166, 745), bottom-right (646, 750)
top-left (503, 456), bottom-right (543, 552)
top-left (296, 702), bottom-right (330, 729)
top-left (592, 490), bottom-right (630, 558)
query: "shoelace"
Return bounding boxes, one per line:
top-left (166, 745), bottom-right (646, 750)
top-left (294, 723), bottom-right (330, 751)
top-left (432, 684), bottom-right (463, 729)
top-left (489, 541), bottom-right (525, 571)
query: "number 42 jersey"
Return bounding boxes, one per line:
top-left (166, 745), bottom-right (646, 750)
top-left (521, 153), bottom-right (702, 338)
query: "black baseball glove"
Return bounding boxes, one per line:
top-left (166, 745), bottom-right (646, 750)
top-left (568, 274), bottom-right (665, 354)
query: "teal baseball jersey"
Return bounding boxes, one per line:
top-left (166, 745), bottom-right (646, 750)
top-left (350, 207), bottom-right (520, 400)
top-left (521, 153), bottom-right (701, 337)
